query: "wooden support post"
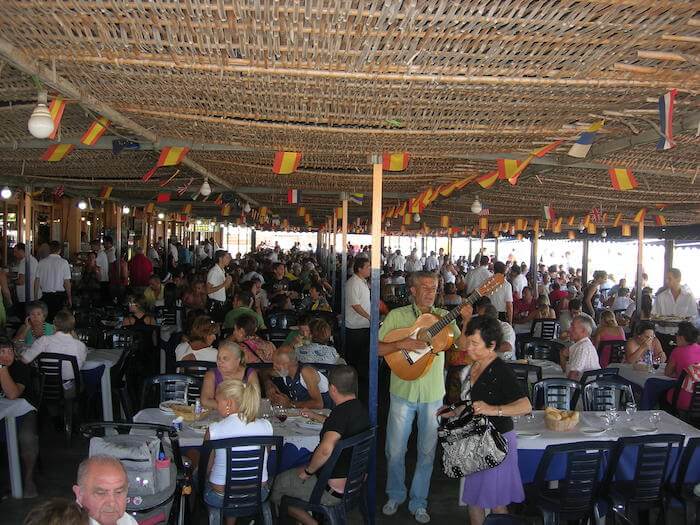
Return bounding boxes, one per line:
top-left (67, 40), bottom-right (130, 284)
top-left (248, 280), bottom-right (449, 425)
top-left (340, 196), bottom-right (348, 352)
top-left (332, 210), bottom-right (338, 290)
top-left (663, 238), bottom-right (674, 277)
top-left (582, 238), bottom-right (590, 285)
top-left (530, 233), bottom-right (539, 287)
top-left (468, 237), bottom-right (473, 264)
top-left (2, 199), bottom-right (8, 266)
top-left (636, 221), bottom-right (645, 312)
top-left (22, 192), bottom-right (31, 251)
top-left (494, 236), bottom-right (499, 261)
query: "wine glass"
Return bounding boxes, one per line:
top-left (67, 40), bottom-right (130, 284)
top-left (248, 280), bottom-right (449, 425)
top-left (625, 401), bottom-right (637, 422)
top-left (649, 411), bottom-right (661, 426)
top-left (275, 406), bottom-right (288, 426)
top-left (652, 355), bottom-right (662, 372)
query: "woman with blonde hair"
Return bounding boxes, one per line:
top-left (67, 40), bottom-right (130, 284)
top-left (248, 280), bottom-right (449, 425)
top-left (592, 309), bottom-right (626, 348)
top-left (200, 341), bottom-right (259, 410)
top-left (529, 294), bottom-right (556, 321)
top-left (203, 379), bottom-right (272, 524)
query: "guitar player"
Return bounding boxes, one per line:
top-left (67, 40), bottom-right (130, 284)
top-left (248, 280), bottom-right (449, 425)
top-left (378, 270), bottom-right (473, 523)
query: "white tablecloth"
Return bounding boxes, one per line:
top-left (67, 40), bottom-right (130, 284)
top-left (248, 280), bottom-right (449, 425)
top-left (0, 397), bottom-right (36, 498)
top-left (514, 410), bottom-right (700, 450)
top-left (616, 363), bottom-right (674, 388)
top-left (528, 359), bottom-right (566, 380)
top-left (84, 348), bottom-right (123, 421)
top-left (133, 407), bottom-right (322, 451)
top-left (0, 397), bottom-right (35, 420)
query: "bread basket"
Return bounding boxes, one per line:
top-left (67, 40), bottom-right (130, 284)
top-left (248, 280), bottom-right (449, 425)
top-left (544, 408), bottom-right (580, 432)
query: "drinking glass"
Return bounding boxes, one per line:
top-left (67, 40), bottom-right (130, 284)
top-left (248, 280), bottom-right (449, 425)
top-left (625, 401), bottom-right (637, 422)
top-left (649, 411), bottom-right (661, 426)
top-left (274, 406), bottom-right (288, 426)
top-left (652, 356), bottom-right (662, 372)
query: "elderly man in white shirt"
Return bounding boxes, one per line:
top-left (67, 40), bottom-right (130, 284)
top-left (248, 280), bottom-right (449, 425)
top-left (560, 315), bottom-right (600, 381)
top-left (424, 251), bottom-right (439, 272)
top-left (652, 268), bottom-right (698, 335)
top-left (465, 255), bottom-right (492, 294)
top-left (391, 250), bottom-right (406, 272)
top-left (35, 240), bottom-right (72, 321)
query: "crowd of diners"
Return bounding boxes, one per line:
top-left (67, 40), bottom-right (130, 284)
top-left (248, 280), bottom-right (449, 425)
top-left (0, 236), bottom-right (698, 524)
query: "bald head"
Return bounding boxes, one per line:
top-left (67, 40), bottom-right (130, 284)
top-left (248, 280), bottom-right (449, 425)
top-left (73, 456), bottom-right (129, 525)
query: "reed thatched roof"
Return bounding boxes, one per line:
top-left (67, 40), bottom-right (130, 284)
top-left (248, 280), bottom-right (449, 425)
top-left (0, 1), bottom-right (698, 228)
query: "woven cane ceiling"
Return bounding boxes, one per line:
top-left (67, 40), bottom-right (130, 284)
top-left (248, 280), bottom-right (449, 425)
top-left (0, 1), bottom-right (698, 227)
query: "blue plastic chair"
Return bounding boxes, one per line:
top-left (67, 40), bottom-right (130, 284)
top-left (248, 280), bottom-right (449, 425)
top-left (533, 378), bottom-right (581, 410)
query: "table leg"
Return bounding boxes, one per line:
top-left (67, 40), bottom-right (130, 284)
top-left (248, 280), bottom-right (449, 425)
top-left (101, 366), bottom-right (114, 421)
top-left (6, 416), bottom-right (23, 498)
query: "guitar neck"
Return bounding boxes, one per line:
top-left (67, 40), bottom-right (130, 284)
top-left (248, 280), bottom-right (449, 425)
top-left (427, 290), bottom-right (481, 337)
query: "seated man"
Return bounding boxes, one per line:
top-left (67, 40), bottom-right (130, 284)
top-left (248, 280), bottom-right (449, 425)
top-left (559, 298), bottom-right (596, 340)
top-left (474, 298), bottom-right (515, 358)
top-left (223, 290), bottom-right (265, 330)
top-left (296, 318), bottom-right (342, 365)
top-left (265, 348), bottom-right (332, 409)
top-left (73, 455), bottom-right (137, 525)
top-left (0, 337), bottom-right (39, 497)
top-left (560, 316), bottom-right (600, 381)
top-left (272, 366), bottom-right (370, 524)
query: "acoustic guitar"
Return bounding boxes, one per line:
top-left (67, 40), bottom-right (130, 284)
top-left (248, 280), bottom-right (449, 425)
top-left (382, 274), bottom-right (505, 381)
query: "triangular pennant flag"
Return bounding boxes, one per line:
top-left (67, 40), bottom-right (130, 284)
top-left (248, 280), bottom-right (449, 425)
top-left (621, 224), bottom-right (632, 236)
top-left (382, 152), bottom-right (410, 172)
top-left (613, 212), bottom-right (623, 227)
top-left (297, 207), bottom-right (306, 217)
top-left (145, 202), bottom-right (155, 214)
top-left (80, 116), bottom-right (110, 146)
top-left (531, 140), bottom-right (563, 158)
top-left (657, 89), bottom-right (677, 150)
top-left (553, 217), bottom-right (563, 233)
top-left (633, 208), bottom-right (647, 223)
top-left (568, 120), bottom-right (604, 158)
top-left (477, 171), bottom-right (499, 189)
top-left (221, 204), bottom-right (231, 216)
top-left (479, 217), bottom-right (489, 230)
top-left (156, 192), bottom-right (171, 203)
top-left (48, 97), bottom-right (66, 140)
top-left (567, 216), bottom-right (575, 226)
top-left (440, 215), bottom-right (450, 228)
top-left (609, 168), bottom-right (638, 191)
top-left (98, 186), bottom-right (113, 200)
top-left (402, 213), bottom-right (412, 226)
top-left (349, 193), bottom-right (364, 205)
top-left (397, 201), bottom-right (407, 217)
top-left (273, 151), bottom-right (302, 174)
top-left (41, 143), bottom-right (74, 162)
top-left (497, 159), bottom-right (525, 180)
top-left (214, 193), bottom-right (224, 206)
top-left (143, 147), bottom-right (189, 181)
top-left (587, 223), bottom-right (597, 234)
top-left (655, 214), bottom-right (667, 226)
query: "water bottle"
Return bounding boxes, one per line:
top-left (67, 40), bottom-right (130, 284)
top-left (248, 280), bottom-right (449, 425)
top-left (194, 399), bottom-right (202, 420)
top-left (644, 349), bottom-right (654, 368)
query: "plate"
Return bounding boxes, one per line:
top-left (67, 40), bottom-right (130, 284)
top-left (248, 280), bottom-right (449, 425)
top-left (516, 431), bottom-right (541, 439)
top-left (581, 428), bottom-right (607, 436)
top-left (159, 400), bottom-right (187, 415)
top-left (631, 426), bottom-right (658, 434)
top-left (296, 420), bottom-right (323, 431)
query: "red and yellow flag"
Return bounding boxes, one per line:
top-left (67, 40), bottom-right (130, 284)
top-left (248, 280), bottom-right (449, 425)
top-left (633, 208), bottom-right (647, 223)
top-left (609, 168), bottom-right (638, 191)
top-left (612, 212), bottom-right (623, 227)
top-left (221, 204), bottom-right (231, 216)
top-left (568, 231), bottom-right (576, 240)
top-left (272, 151), bottom-right (302, 174)
top-left (515, 218), bottom-right (528, 231)
top-left (41, 143), bottom-right (74, 162)
top-left (621, 224), bottom-right (632, 236)
top-left (402, 213), bottom-right (413, 226)
top-left (145, 203), bottom-right (155, 214)
top-left (552, 217), bottom-right (563, 233)
top-left (440, 215), bottom-right (450, 228)
top-left (297, 207), bottom-right (307, 217)
top-left (438, 180), bottom-right (461, 198)
top-left (531, 140), bottom-right (563, 158)
top-left (655, 214), bottom-right (667, 226)
top-left (479, 217), bottom-right (489, 230)
top-left (567, 215), bottom-right (575, 226)
top-left (181, 203), bottom-right (192, 214)
top-left (396, 201), bottom-right (407, 217)
top-left (48, 97), bottom-right (66, 140)
top-left (497, 159), bottom-right (526, 181)
top-left (587, 223), bottom-right (597, 234)
top-left (382, 152), bottom-right (410, 172)
top-left (410, 197), bottom-right (424, 214)
top-left (80, 116), bottom-right (110, 146)
top-left (477, 171), bottom-right (499, 189)
top-left (143, 146), bottom-right (190, 182)
top-left (98, 186), bottom-right (113, 199)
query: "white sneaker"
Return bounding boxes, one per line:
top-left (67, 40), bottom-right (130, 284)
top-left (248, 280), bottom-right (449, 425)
top-left (382, 500), bottom-right (399, 515)
top-left (413, 508), bottom-right (430, 523)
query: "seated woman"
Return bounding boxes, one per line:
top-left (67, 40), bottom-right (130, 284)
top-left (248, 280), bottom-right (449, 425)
top-left (200, 341), bottom-right (259, 410)
top-left (182, 280), bottom-right (208, 311)
top-left (296, 318), bottom-right (342, 365)
top-left (175, 315), bottom-right (219, 362)
top-left (265, 348), bottom-right (333, 409)
top-left (592, 310), bottom-right (626, 348)
top-left (665, 322), bottom-right (700, 409)
top-left (121, 295), bottom-right (156, 328)
top-left (203, 379), bottom-right (272, 525)
top-left (227, 314), bottom-right (276, 363)
top-left (13, 301), bottom-right (55, 345)
top-left (442, 282), bottom-right (463, 307)
top-left (283, 314), bottom-right (312, 348)
top-left (303, 284), bottom-right (332, 312)
top-left (625, 321), bottom-right (666, 365)
top-left (529, 294), bottom-right (556, 321)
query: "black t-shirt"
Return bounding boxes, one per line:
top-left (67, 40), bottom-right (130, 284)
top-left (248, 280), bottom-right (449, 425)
top-left (1, 360), bottom-right (35, 405)
top-left (320, 398), bottom-right (370, 478)
top-left (468, 358), bottom-right (526, 433)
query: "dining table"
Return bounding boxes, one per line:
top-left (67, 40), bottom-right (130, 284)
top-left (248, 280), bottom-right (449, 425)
top-left (0, 397), bottom-right (36, 498)
top-left (615, 363), bottom-right (677, 409)
top-left (83, 347), bottom-right (124, 421)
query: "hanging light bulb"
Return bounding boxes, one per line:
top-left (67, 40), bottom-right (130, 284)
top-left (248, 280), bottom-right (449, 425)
top-left (122, 205), bottom-right (130, 215)
top-left (199, 179), bottom-right (212, 197)
top-left (196, 219), bottom-right (202, 225)
top-left (157, 212), bottom-right (165, 220)
top-left (413, 212), bottom-right (421, 222)
top-left (243, 202), bottom-right (251, 213)
top-left (601, 228), bottom-right (608, 239)
top-left (27, 91), bottom-right (55, 139)
top-left (1, 186), bottom-right (12, 200)
top-left (470, 197), bottom-right (482, 214)
top-left (77, 200), bottom-right (88, 210)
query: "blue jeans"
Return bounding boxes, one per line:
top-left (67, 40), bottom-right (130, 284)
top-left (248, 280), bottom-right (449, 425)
top-left (204, 485), bottom-right (269, 525)
top-left (385, 393), bottom-right (442, 513)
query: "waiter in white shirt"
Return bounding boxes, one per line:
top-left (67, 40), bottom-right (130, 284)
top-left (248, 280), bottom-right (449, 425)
top-left (652, 268), bottom-right (698, 351)
top-left (34, 241), bottom-right (72, 321)
top-left (489, 261), bottom-right (513, 324)
top-left (91, 239), bottom-right (110, 303)
top-left (12, 242), bottom-right (38, 319)
top-left (207, 250), bottom-right (232, 321)
top-left (344, 258), bottom-right (371, 400)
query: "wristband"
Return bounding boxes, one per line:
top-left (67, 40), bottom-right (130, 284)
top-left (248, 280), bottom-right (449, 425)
top-left (304, 467), bottom-right (314, 476)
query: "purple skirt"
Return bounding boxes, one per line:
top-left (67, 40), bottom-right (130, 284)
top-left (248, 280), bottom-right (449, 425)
top-left (460, 430), bottom-right (525, 508)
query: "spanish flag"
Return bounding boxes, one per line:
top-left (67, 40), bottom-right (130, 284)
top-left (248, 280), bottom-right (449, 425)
top-left (479, 217), bottom-right (489, 230)
top-left (497, 159), bottom-right (526, 181)
top-left (80, 117), bottom-right (110, 146)
top-left (531, 140), bottom-right (563, 157)
top-left (567, 216), bottom-right (575, 226)
top-left (98, 186), bottom-right (113, 200)
top-left (297, 207), bottom-right (306, 217)
top-left (440, 216), bottom-right (450, 228)
top-left (145, 203), bottom-right (155, 214)
top-left (143, 147), bottom-right (190, 182)
top-left (515, 218), bottom-right (527, 231)
top-left (336, 206), bottom-right (343, 218)
top-left (552, 217), bottom-right (563, 233)
top-left (181, 203), bottom-right (192, 214)
top-left (477, 171), bottom-right (499, 189)
top-left (402, 213), bottom-right (412, 226)
top-left (633, 208), bottom-right (647, 223)
top-left (221, 204), bottom-right (231, 216)
top-left (609, 168), bottom-right (638, 191)
top-left (655, 214), bottom-right (667, 226)
top-left (613, 212), bottom-right (623, 228)
top-left (396, 201), bottom-right (408, 217)
top-left (410, 197), bottom-right (424, 214)
top-left (438, 180), bottom-right (461, 198)
top-left (273, 151), bottom-right (302, 174)
top-left (383, 152), bottom-right (410, 172)
top-left (587, 223), bottom-right (597, 234)
top-left (48, 97), bottom-right (66, 140)
top-left (41, 143), bottom-right (74, 162)
top-left (621, 224), bottom-right (632, 236)
top-left (156, 192), bottom-right (171, 203)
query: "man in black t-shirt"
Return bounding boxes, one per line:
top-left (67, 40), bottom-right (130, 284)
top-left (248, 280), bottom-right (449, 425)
top-left (0, 337), bottom-right (38, 497)
top-left (271, 366), bottom-right (370, 523)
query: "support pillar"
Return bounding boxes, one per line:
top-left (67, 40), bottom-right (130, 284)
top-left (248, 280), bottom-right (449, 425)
top-left (2, 199), bottom-right (8, 266)
top-left (250, 228), bottom-right (256, 254)
top-left (61, 197), bottom-right (81, 257)
top-left (468, 237), bottom-right (473, 265)
top-left (22, 191), bottom-right (31, 249)
top-left (332, 210), bottom-right (338, 290)
top-left (636, 221), bottom-right (645, 312)
top-left (340, 196), bottom-right (349, 352)
top-left (582, 238), bottom-right (590, 285)
top-left (663, 239), bottom-right (674, 277)
top-left (494, 236), bottom-right (499, 261)
top-left (530, 232), bottom-right (539, 287)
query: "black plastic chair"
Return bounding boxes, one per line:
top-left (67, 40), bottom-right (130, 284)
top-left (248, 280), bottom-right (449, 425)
top-left (265, 310), bottom-right (298, 330)
top-left (580, 367), bottom-right (620, 386)
top-left (521, 338), bottom-right (563, 364)
top-left (279, 427), bottom-right (375, 525)
top-left (36, 353), bottom-right (83, 442)
top-left (75, 327), bottom-right (104, 348)
top-left (583, 378), bottom-right (636, 411)
top-left (175, 360), bottom-right (217, 403)
top-left (109, 346), bottom-right (136, 421)
top-left (530, 320), bottom-right (560, 340)
top-left (155, 305), bottom-right (184, 329)
top-left (602, 434), bottom-right (685, 525)
top-left (507, 362), bottom-right (542, 400)
top-left (533, 378), bottom-right (581, 410)
top-left (598, 340), bottom-right (627, 368)
top-left (525, 441), bottom-right (615, 525)
top-left (198, 435), bottom-right (283, 525)
top-left (266, 328), bottom-right (292, 347)
top-left (666, 437), bottom-right (700, 525)
top-left (140, 374), bottom-right (201, 410)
